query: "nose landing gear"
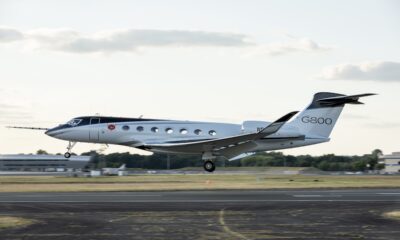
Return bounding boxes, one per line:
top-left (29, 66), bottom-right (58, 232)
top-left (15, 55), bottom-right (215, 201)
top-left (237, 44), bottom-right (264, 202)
top-left (64, 141), bottom-right (77, 158)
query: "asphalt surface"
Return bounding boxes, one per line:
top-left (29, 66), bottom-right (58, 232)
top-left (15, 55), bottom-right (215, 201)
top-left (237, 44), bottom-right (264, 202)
top-left (0, 189), bottom-right (399, 239)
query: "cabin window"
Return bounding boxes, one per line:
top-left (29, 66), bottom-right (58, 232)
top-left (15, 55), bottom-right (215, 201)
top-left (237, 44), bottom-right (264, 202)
top-left (194, 129), bottom-right (202, 135)
top-left (165, 128), bottom-right (173, 134)
top-left (136, 126), bottom-right (144, 132)
top-left (122, 125), bottom-right (130, 131)
top-left (180, 129), bottom-right (188, 134)
top-left (209, 130), bottom-right (217, 136)
top-left (151, 127), bottom-right (159, 133)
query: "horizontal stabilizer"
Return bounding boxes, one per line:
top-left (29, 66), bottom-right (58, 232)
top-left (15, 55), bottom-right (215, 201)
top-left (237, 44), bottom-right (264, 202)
top-left (317, 93), bottom-right (376, 106)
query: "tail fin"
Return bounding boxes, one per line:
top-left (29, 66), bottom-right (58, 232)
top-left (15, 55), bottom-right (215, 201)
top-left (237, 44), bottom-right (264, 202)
top-left (290, 92), bottom-right (375, 138)
top-left (118, 164), bottom-right (126, 170)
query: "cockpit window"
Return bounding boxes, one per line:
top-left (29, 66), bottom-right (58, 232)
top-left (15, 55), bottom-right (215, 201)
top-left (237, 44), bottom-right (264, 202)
top-left (66, 119), bottom-right (82, 127)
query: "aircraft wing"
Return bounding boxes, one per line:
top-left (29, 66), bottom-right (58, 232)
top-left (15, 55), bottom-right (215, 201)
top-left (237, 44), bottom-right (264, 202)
top-left (145, 111), bottom-right (298, 154)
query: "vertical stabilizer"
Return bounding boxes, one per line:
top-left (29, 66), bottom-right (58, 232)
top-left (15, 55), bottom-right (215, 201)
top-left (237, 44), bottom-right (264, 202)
top-left (290, 92), bottom-right (375, 138)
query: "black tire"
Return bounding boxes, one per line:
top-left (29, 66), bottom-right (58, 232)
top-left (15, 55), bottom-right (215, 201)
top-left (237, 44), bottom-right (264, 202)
top-left (64, 152), bottom-right (71, 158)
top-left (203, 160), bottom-right (215, 172)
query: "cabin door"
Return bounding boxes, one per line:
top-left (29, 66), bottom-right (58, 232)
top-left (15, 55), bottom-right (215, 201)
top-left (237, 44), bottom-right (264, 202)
top-left (89, 118), bottom-right (100, 142)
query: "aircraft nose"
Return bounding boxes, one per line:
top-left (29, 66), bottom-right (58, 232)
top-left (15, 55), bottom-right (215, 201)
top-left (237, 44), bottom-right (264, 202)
top-left (45, 128), bottom-right (56, 136)
top-left (45, 125), bottom-right (67, 137)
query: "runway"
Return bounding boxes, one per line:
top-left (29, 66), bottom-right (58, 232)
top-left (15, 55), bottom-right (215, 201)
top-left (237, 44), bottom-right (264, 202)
top-left (0, 188), bottom-right (400, 202)
top-left (0, 189), bottom-right (399, 239)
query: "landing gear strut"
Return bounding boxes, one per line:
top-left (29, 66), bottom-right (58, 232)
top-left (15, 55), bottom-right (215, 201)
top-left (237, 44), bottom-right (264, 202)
top-left (64, 141), bottom-right (76, 158)
top-left (203, 160), bottom-right (215, 172)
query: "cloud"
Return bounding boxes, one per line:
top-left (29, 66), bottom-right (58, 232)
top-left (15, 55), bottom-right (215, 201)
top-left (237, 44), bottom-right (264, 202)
top-left (0, 27), bottom-right (24, 42)
top-left (0, 27), bottom-right (251, 53)
top-left (319, 61), bottom-right (400, 82)
top-left (248, 38), bottom-right (330, 56)
top-left (0, 27), bottom-right (330, 56)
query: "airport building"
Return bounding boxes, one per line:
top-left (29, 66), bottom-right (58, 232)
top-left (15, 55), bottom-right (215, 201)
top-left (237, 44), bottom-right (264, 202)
top-left (379, 152), bottom-right (400, 174)
top-left (0, 154), bottom-right (91, 172)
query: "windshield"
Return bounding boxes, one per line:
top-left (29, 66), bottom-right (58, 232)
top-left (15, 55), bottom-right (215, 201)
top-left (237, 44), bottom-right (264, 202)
top-left (66, 119), bottom-right (82, 127)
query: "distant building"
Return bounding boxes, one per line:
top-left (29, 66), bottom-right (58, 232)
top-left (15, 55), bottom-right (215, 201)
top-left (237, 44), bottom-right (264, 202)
top-left (0, 154), bottom-right (91, 172)
top-left (379, 152), bottom-right (400, 174)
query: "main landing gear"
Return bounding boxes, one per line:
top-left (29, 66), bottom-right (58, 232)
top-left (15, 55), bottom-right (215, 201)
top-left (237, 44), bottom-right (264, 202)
top-left (203, 160), bottom-right (216, 172)
top-left (64, 141), bottom-right (77, 158)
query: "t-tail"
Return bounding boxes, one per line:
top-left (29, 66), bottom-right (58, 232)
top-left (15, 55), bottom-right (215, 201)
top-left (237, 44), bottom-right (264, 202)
top-left (290, 92), bottom-right (376, 138)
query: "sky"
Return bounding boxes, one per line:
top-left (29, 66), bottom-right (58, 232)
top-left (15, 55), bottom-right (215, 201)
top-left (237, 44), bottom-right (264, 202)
top-left (0, 0), bottom-right (399, 156)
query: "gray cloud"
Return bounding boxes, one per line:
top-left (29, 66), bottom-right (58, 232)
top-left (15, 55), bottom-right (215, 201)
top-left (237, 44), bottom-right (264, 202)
top-left (0, 27), bottom-right (24, 42)
top-left (0, 27), bottom-right (251, 53)
top-left (319, 61), bottom-right (400, 82)
top-left (63, 30), bottom-right (251, 53)
top-left (0, 27), bottom-right (330, 56)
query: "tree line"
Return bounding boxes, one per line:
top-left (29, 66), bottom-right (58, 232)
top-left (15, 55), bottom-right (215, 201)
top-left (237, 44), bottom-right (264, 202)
top-left (36, 149), bottom-right (383, 171)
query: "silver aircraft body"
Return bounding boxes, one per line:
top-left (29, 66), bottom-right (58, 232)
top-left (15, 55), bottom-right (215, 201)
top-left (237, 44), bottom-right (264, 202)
top-left (9, 92), bottom-right (375, 172)
top-left (103, 164), bottom-right (126, 175)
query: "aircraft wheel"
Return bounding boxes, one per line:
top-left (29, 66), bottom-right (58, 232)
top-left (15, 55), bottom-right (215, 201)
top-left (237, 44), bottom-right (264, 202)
top-left (203, 160), bottom-right (215, 172)
top-left (64, 152), bottom-right (71, 158)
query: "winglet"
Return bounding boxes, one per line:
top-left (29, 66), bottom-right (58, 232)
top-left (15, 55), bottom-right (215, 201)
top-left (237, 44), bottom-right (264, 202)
top-left (258, 111), bottom-right (299, 136)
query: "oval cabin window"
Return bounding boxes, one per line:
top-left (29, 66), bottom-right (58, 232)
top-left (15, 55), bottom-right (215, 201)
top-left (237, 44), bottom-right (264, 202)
top-left (209, 130), bottom-right (217, 136)
top-left (194, 129), bottom-right (202, 135)
top-left (180, 129), bottom-right (188, 134)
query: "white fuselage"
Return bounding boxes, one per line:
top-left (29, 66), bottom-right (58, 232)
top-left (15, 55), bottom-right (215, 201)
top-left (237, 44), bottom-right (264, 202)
top-left (14, 91), bottom-right (373, 171)
top-left (46, 118), bottom-right (328, 155)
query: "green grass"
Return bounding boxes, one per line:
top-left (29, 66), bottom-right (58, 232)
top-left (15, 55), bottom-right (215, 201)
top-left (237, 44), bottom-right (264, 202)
top-left (0, 174), bottom-right (399, 192)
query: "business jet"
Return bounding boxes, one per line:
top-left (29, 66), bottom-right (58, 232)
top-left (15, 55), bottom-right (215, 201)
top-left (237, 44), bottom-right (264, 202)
top-left (103, 164), bottom-right (126, 175)
top-left (8, 92), bottom-right (375, 172)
